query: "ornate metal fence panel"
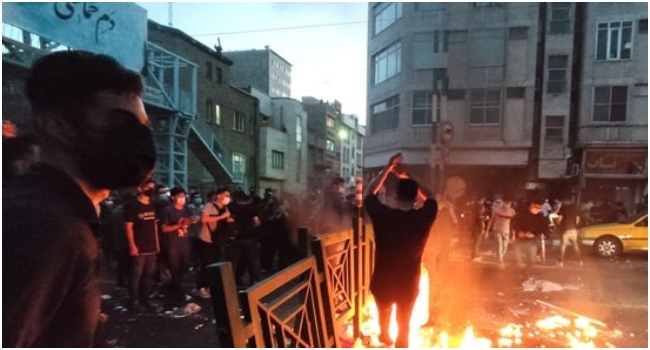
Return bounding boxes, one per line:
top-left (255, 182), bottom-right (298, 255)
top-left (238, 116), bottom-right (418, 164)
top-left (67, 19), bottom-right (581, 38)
top-left (207, 221), bottom-right (376, 347)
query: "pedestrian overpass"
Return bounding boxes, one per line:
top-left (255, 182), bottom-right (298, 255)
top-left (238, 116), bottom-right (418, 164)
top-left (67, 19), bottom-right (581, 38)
top-left (2, 22), bottom-right (232, 189)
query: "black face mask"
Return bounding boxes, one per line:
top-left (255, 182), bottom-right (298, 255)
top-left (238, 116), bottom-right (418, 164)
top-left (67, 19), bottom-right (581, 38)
top-left (142, 188), bottom-right (156, 197)
top-left (71, 110), bottom-right (156, 190)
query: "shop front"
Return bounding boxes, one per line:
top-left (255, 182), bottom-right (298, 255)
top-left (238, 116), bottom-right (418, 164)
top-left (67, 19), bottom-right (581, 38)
top-left (579, 148), bottom-right (647, 218)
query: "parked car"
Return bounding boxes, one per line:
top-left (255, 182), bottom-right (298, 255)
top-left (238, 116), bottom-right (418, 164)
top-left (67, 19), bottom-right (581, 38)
top-left (579, 212), bottom-right (648, 258)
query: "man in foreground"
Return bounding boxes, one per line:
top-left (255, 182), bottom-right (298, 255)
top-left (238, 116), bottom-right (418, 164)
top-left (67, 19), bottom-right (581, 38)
top-left (3, 51), bottom-right (156, 347)
top-left (364, 153), bottom-right (438, 348)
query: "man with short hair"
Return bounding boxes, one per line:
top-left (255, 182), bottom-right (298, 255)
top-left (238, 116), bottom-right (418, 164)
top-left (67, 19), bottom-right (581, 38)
top-left (124, 179), bottom-right (160, 312)
top-left (3, 50), bottom-right (155, 347)
top-left (512, 200), bottom-right (548, 269)
top-left (364, 153), bottom-right (438, 348)
top-left (160, 187), bottom-right (199, 304)
top-left (487, 199), bottom-right (517, 267)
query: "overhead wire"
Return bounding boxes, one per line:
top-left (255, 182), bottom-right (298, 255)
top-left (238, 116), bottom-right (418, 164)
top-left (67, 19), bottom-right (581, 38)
top-left (189, 3), bottom-right (537, 37)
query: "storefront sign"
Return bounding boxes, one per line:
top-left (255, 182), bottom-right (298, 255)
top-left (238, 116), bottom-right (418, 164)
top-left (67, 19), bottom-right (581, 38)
top-left (583, 149), bottom-right (647, 176)
top-left (2, 3), bottom-right (146, 73)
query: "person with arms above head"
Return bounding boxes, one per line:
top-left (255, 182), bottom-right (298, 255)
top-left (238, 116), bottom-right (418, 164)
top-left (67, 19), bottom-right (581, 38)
top-left (3, 50), bottom-right (155, 347)
top-left (364, 153), bottom-right (438, 348)
top-left (556, 196), bottom-right (583, 267)
top-left (160, 187), bottom-right (200, 304)
top-left (124, 179), bottom-right (160, 313)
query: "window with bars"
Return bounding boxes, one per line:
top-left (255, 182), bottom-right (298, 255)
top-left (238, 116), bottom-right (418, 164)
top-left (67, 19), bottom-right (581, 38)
top-left (373, 42), bottom-right (401, 85)
top-left (271, 150), bottom-right (284, 169)
top-left (370, 95), bottom-right (400, 134)
top-left (596, 21), bottom-right (633, 61)
top-left (373, 2), bottom-right (402, 35)
top-left (593, 86), bottom-right (628, 122)
top-left (412, 90), bottom-right (434, 125)
top-left (233, 111), bottom-right (245, 132)
top-left (549, 3), bottom-right (571, 34)
top-left (545, 115), bottom-right (565, 140)
top-left (469, 88), bottom-right (501, 124)
top-left (547, 55), bottom-right (569, 94)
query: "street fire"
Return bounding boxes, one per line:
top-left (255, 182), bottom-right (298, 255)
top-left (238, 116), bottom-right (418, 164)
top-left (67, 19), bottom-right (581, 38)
top-left (347, 266), bottom-right (616, 348)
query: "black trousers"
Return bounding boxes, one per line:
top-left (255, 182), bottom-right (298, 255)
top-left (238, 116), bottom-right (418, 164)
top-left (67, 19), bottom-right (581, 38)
top-left (196, 239), bottom-right (220, 290)
top-left (164, 239), bottom-right (191, 301)
top-left (128, 253), bottom-right (157, 305)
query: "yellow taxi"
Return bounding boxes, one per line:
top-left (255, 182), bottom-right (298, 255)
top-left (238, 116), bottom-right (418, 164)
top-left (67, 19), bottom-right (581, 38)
top-left (579, 212), bottom-right (648, 258)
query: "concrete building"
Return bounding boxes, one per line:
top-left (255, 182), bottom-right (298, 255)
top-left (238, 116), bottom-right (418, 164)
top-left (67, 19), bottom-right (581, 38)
top-left (339, 113), bottom-right (366, 188)
top-left (226, 47), bottom-right (292, 98)
top-left (302, 97), bottom-right (343, 192)
top-left (148, 21), bottom-right (259, 195)
top-left (364, 2), bottom-right (647, 208)
top-left (247, 87), bottom-right (309, 200)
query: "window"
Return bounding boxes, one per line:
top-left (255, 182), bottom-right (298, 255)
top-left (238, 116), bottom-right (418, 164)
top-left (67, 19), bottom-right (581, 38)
top-left (373, 2), bottom-right (402, 35)
top-left (547, 55), bottom-right (569, 94)
top-left (233, 111), bottom-right (245, 132)
top-left (549, 3), bottom-right (571, 34)
top-left (413, 32), bottom-right (434, 69)
top-left (545, 115), bottom-right (565, 140)
top-left (593, 86), bottom-right (628, 122)
top-left (326, 139), bottom-right (335, 152)
top-left (232, 153), bottom-right (246, 181)
top-left (215, 104), bottom-right (221, 125)
top-left (204, 99), bottom-right (214, 123)
top-left (371, 95), bottom-right (400, 134)
top-left (373, 42), bottom-right (401, 85)
top-left (295, 115), bottom-right (303, 150)
top-left (216, 67), bottom-right (223, 83)
top-left (597, 21), bottom-right (633, 61)
top-left (271, 150), bottom-right (284, 169)
top-left (206, 61), bottom-right (213, 80)
top-left (509, 27), bottom-right (528, 40)
top-left (412, 90), bottom-right (434, 125)
top-left (326, 116), bottom-right (336, 128)
top-left (470, 88), bottom-right (501, 124)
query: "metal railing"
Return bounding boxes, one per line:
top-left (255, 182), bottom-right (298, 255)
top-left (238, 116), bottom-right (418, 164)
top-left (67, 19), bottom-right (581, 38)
top-left (206, 217), bottom-right (375, 347)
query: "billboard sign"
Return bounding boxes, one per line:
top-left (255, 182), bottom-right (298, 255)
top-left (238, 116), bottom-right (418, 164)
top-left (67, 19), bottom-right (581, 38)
top-left (2, 2), bottom-right (147, 72)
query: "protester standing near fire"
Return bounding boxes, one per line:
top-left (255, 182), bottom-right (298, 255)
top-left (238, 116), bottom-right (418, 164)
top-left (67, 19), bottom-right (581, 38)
top-left (364, 153), bottom-right (438, 348)
top-left (3, 51), bottom-right (156, 346)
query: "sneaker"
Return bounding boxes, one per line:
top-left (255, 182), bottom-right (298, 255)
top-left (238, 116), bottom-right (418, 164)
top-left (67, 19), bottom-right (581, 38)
top-left (578, 260), bottom-right (584, 266)
top-left (196, 287), bottom-right (211, 299)
top-left (471, 257), bottom-right (482, 263)
top-left (557, 261), bottom-right (564, 267)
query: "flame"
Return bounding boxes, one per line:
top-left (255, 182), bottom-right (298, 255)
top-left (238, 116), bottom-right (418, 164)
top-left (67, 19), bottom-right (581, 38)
top-left (353, 266), bottom-right (606, 348)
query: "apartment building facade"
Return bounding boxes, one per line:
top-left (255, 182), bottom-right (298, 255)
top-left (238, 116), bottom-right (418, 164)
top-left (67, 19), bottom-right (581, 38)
top-left (339, 113), bottom-right (366, 187)
top-left (148, 21), bottom-right (259, 194)
top-left (364, 2), bottom-right (647, 208)
top-left (226, 47), bottom-right (292, 98)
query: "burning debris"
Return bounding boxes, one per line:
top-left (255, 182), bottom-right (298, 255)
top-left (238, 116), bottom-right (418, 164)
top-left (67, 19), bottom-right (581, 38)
top-left (341, 266), bottom-right (624, 348)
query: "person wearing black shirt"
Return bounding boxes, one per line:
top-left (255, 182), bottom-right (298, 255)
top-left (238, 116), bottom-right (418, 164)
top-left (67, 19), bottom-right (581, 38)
top-left (556, 197), bottom-right (583, 266)
top-left (160, 187), bottom-right (199, 304)
top-left (124, 179), bottom-right (160, 312)
top-left (364, 153), bottom-right (438, 348)
top-left (229, 194), bottom-right (262, 288)
top-left (512, 200), bottom-right (548, 269)
top-left (3, 51), bottom-right (155, 347)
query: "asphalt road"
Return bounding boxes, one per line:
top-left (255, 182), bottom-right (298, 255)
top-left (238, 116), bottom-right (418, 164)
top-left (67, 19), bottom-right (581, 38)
top-left (101, 241), bottom-right (648, 348)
